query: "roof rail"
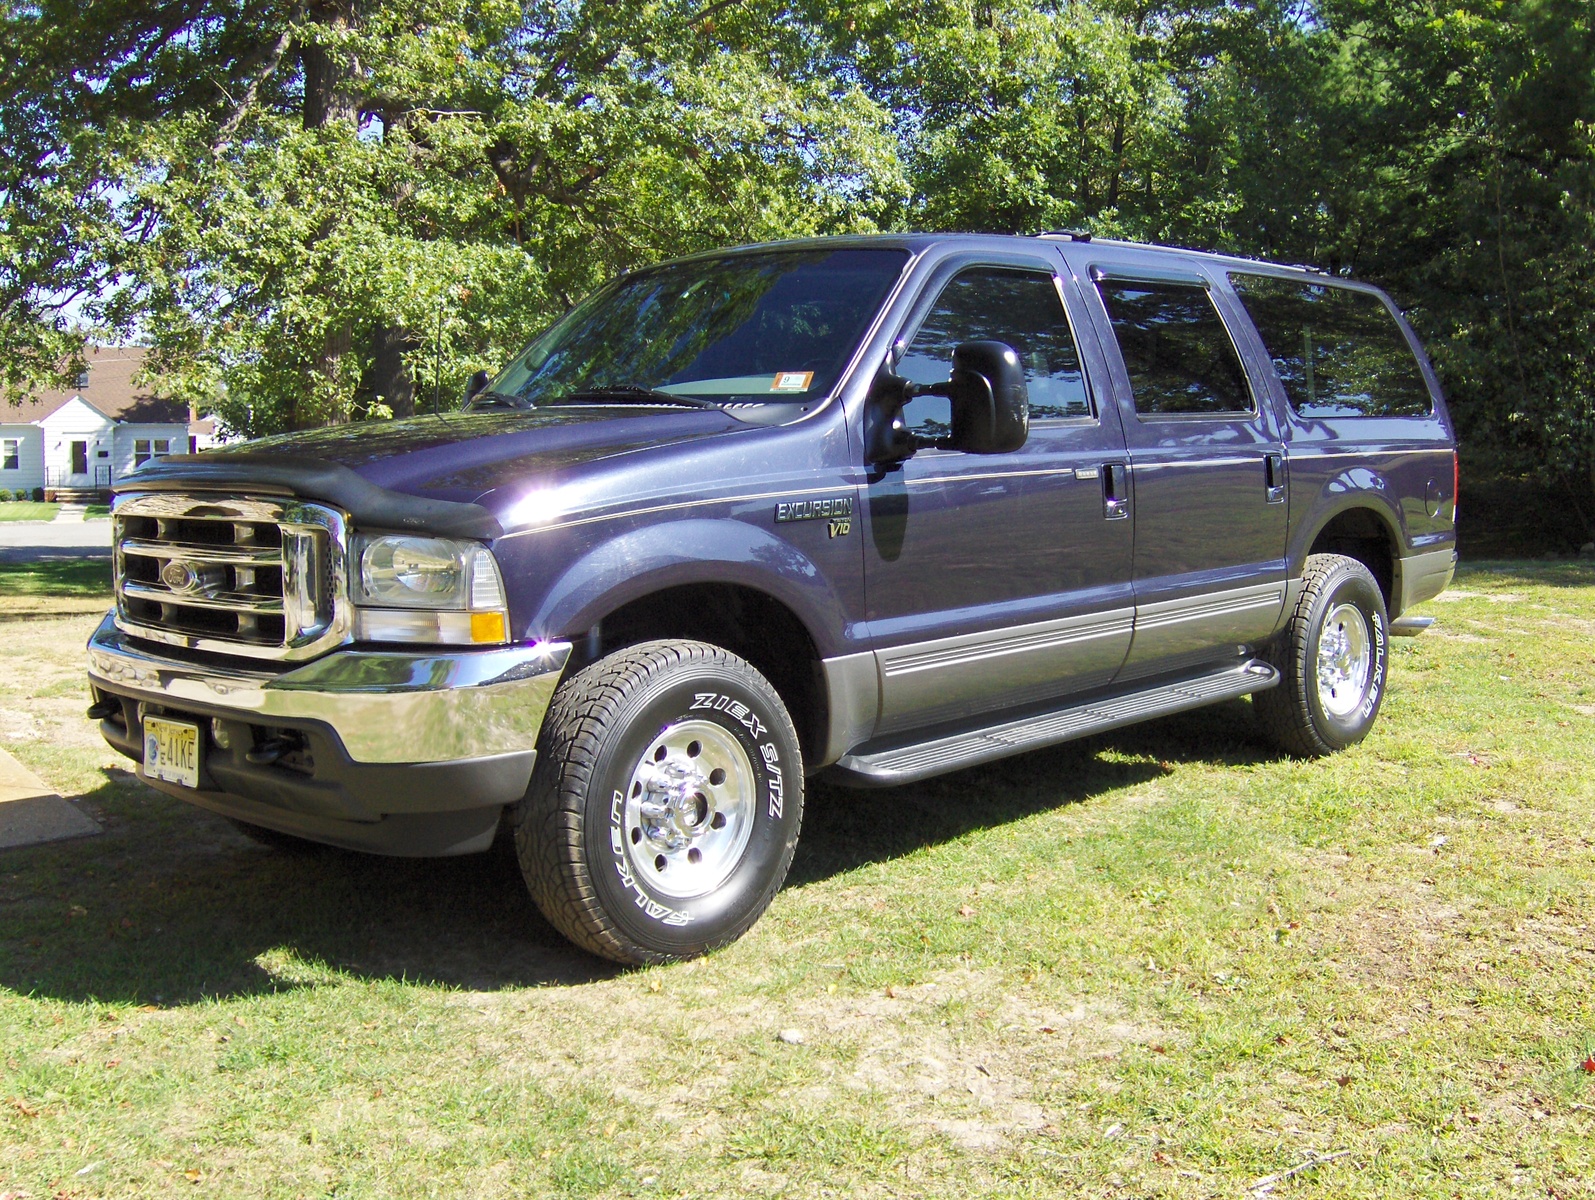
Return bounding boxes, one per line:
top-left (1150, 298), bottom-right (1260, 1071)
top-left (1034, 229), bottom-right (1092, 242)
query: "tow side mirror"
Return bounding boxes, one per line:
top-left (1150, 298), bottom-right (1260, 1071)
top-left (866, 340), bottom-right (1029, 464)
top-left (945, 340), bottom-right (1029, 455)
top-left (464, 369), bottom-right (489, 403)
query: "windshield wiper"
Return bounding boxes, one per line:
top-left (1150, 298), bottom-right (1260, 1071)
top-left (465, 390), bottom-right (532, 411)
top-left (547, 385), bottom-right (719, 410)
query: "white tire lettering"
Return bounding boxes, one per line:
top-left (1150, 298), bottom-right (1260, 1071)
top-left (610, 787), bottom-right (694, 926)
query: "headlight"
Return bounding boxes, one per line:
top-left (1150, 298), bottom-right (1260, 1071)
top-left (352, 535), bottom-right (510, 646)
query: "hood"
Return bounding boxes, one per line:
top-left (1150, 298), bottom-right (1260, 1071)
top-left (209, 405), bottom-right (749, 508)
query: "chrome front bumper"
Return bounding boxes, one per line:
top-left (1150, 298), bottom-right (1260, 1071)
top-left (86, 614), bottom-right (571, 765)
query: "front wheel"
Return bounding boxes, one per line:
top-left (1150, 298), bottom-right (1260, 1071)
top-left (512, 640), bottom-right (804, 964)
top-left (1255, 553), bottom-right (1390, 757)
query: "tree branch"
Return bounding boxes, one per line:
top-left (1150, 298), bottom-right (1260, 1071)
top-left (215, 30), bottom-right (293, 144)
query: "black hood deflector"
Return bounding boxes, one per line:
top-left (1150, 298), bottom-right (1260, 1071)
top-left (117, 454), bottom-right (503, 540)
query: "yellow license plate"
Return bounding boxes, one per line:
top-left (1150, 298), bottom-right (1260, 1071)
top-left (144, 716), bottom-right (200, 789)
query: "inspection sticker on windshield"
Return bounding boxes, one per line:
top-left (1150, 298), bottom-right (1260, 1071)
top-left (772, 371), bottom-right (814, 391)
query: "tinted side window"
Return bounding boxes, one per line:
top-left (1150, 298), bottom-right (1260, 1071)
top-left (897, 268), bottom-right (1091, 437)
top-left (1096, 280), bottom-right (1252, 415)
top-left (1229, 274), bottom-right (1433, 418)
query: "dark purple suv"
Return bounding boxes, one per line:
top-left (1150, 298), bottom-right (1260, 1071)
top-left (86, 233), bottom-right (1457, 963)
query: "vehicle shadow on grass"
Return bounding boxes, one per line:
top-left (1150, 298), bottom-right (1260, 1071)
top-left (0, 702), bottom-right (1279, 1006)
top-left (0, 769), bottom-right (622, 1006)
top-left (793, 698), bottom-right (1282, 886)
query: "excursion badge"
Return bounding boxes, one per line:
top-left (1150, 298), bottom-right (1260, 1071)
top-left (774, 495), bottom-right (852, 538)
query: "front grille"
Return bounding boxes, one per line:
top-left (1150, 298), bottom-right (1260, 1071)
top-left (113, 494), bottom-right (350, 661)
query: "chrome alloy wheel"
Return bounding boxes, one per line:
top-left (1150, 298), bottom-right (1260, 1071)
top-left (1316, 602), bottom-right (1372, 718)
top-left (621, 719), bottom-right (756, 899)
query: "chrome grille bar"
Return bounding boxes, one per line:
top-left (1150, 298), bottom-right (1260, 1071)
top-left (121, 581), bottom-right (285, 614)
top-left (112, 493), bottom-right (352, 662)
top-left (119, 539), bottom-right (284, 567)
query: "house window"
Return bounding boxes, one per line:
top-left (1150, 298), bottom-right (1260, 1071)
top-left (134, 438), bottom-right (172, 466)
top-left (75, 370), bottom-right (90, 390)
top-left (1, 440), bottom-right (17, 471)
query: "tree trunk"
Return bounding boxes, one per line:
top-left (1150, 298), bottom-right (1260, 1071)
top-left (370, 324), bottom-right (416, 417)
top-left (301, 2), bottom-right (359, 130)
top-left (300, 1), bottom-right (362, 426)
top-left (1106, 111), bottom-right (1126, 210)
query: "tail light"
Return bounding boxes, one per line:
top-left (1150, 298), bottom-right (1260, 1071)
top-left (1453, 451), bottom-right (1460, 522)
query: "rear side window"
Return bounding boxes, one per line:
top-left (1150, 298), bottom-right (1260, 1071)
top-left (1096, 280), bottom-right (1252, 415)
top-left (1229, 274), bottom-right (1433, 418)
top-left (897, 267), bottom-right (1092, 438)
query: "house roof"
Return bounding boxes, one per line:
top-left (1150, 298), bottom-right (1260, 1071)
top-left (3, 346), bottom-right (190, 425)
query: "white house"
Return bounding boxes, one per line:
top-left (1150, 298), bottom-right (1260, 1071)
top-left (1, 346), bottom-right (219, 497)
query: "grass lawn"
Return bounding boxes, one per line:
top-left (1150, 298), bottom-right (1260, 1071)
top-left (0, 562), bottom-right (1591, 1197)
top-left (0, 501), bottom-right (59, 522)
top-left (84, 504), bottom-right (111, 519)
top-left (0, 559), bottom-right (115, 621)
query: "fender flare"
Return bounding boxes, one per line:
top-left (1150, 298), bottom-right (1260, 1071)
top-left (1290, 467), bottom-right (1409, 574)
top-left (524, 517), bottom-right (848, 659)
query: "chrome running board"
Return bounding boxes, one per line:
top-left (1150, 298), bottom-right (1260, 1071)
top-left (831, 659), bottom-right (1280, 787)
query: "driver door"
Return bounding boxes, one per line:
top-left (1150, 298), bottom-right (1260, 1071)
top-left (860, 255), bottom-right (1134, 736)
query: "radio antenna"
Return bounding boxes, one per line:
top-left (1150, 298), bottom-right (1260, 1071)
top-left (433, 291), bottom-right (444, 418)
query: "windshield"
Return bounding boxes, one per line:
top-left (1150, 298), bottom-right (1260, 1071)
top-left (477, 247), bottom-right (909, 410)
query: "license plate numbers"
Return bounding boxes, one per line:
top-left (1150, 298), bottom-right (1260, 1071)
top-left (144, 716), bottom-right (200, 788)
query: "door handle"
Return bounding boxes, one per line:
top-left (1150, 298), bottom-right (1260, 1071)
top-left (1102, 462), bottom-right (1130, 520)
top-left (1265, 453), bottom-right (1286, 504)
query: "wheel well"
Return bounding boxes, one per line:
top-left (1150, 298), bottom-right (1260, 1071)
top-left (1308, 509), bottom-right (1396, 610)
top-left (575, 584), bottom-right (828, 768)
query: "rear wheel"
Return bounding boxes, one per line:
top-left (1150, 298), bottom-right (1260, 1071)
top-left (512, 640), bottom-right (804, 964)
top-left (1255, 553), bottom-right (1389, 757)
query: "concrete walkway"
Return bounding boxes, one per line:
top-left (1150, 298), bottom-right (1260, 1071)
top-left (0, 514), bottom-right (112, 563)
top-left (0, 747), bottom-right (101, 850)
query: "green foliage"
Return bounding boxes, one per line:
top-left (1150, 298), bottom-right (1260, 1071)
top-left (2, 0), bottom-right (1591, 522)
top-left (2, 0), bottom-right (905, 433)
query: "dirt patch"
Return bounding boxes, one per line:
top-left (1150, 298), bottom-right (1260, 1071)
top-left (795, 973), bottom-right (1159, 1151)
top-left (461, 967), bottom-right (1171, 1154)
top-left (1427, 626), bottom-right (1490, 643)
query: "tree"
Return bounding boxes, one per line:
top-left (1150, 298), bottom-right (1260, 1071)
top-left (1307, 0), bottom-right (1595, 530)
top-left (1, 0), bottom-right (905, 433)
top-left (6, 0), bottom-right (1592, 531)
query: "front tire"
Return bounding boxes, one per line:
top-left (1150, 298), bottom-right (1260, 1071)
top-left (1255, 553), bottom-right (1389, 757)
top-left (512, 640), bottom-right (804, 964)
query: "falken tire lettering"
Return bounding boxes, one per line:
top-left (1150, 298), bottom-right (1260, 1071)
top-left (608, 787), bottom-right (693, 927)
top-left (761, 743), bottom-right (783, 819)
top-left (690, 691), bottom-right (767, 738)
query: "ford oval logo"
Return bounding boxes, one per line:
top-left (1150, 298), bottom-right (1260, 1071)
top-left (160, 559), bottom-right (200, 593)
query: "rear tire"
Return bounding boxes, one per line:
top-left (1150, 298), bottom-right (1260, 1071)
top-left (1255, 553), bottom-right (1389, 757)
top-left (512, 640), bottom-right (804, 965)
